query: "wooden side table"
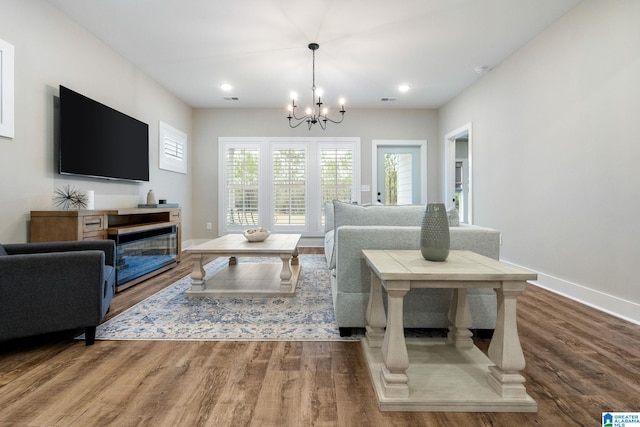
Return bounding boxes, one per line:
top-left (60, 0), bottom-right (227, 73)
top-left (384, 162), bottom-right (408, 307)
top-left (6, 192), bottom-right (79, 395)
top-left (361, 249), bottom-right (538, 412)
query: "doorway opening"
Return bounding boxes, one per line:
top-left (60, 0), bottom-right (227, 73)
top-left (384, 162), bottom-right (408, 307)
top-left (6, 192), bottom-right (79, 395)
top-left (444, 124), bottom-right (472, 224)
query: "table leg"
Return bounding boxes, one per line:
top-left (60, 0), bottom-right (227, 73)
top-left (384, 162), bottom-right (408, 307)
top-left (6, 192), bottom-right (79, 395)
top-left (487, 281), bottom-right (528, 398)
top-left (380, 281), bottom-right (410, 398)
top-left (279, 254), bottom-right (292, 287)
top-left (365, 271), bottom-right (386, 348)
top-left (447, 288), bottom-right (474, 349)
top-left (189, 253), bottom-right (206, 291)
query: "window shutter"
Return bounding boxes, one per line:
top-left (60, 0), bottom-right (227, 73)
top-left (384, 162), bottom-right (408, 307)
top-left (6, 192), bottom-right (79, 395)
top-left (320, 147), bottom-right (353, 226)
top-left (164, 138), bottom-right (184, 161)
top-left (159, 121), bottom-right (187, 174)
top-left (225, 147), bottom-right (259, 227)
top-left (273, 148), bottom-right (306, 227)
top-left (219, 137), bottom-right (359, 236)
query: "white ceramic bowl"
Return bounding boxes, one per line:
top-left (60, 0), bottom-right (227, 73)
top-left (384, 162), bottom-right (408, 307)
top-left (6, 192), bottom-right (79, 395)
top-left (243, 228), bottom-right (270, 242)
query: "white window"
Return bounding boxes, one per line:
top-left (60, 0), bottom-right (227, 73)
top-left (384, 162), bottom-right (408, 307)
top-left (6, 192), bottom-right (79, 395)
top-left (223, 144), bottom-right (260, 227)
top-left (219, 137), bottom-right (360, 236)
top-left (320, 146), bottom-right (354, 227)
top-left (159, 121), bottom-right (187, 174)
top-left (273, 145), bottom-right (307, 228)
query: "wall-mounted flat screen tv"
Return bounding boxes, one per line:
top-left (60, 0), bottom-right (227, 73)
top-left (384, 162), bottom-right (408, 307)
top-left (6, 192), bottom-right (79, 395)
top-left (59, 85), bottom-right (150, 182)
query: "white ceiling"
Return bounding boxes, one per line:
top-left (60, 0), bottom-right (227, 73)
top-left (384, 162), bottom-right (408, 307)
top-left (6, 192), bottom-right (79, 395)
top-left (47, 0), bottom-right (581, 109)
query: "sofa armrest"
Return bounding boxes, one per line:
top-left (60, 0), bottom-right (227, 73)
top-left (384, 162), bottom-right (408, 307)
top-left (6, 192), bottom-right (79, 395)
top-left (450, 224), bottom-right (501, 260)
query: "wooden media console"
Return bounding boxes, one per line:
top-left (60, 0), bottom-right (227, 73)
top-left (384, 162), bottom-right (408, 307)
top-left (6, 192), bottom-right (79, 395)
top-left (30, 208), bottom-right (181, 291)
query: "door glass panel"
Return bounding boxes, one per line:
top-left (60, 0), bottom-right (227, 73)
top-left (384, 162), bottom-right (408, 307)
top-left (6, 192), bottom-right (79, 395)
top-left (377, 146), bottom-right (421, 205)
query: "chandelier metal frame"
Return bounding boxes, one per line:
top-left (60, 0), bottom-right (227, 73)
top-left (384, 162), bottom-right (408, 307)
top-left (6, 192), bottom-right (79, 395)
top-left (287, 43), bottom-right (346, 130)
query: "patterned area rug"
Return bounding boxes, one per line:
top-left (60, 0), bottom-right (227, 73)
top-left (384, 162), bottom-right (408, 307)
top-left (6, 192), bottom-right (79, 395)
top-left (93, 255), bottom-right (362, 342)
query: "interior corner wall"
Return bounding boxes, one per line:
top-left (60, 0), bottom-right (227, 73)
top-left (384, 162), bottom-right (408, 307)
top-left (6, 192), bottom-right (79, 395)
top-left (0, 0), bottom-right (193, 244)
top-left (191, 108), bottom-right (438, 241)
top-left (439, 0), bottom-right (640, 324)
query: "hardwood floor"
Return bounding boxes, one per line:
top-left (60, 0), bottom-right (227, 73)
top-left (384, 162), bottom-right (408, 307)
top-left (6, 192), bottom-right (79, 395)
top-left (1, 248), bottom-right (639, 426)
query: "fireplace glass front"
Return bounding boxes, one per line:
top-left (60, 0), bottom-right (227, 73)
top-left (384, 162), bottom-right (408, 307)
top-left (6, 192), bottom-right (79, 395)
top-left (111, 225), bottom-right (178, 288)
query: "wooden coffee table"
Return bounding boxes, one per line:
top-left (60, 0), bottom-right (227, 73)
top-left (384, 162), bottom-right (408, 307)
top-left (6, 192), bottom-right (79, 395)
top-left (361, 249), bottom-right (538, 412)
top-left (185, 233), bottom-right (301, 298)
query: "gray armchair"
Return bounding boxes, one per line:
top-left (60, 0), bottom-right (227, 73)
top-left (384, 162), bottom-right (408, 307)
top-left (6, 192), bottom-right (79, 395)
top-left (0, 240), bottom-right (116, 345)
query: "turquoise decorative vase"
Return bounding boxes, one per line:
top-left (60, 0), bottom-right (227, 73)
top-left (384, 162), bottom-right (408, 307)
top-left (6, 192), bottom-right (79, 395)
top-left (420, 203), bottom-right (450, 261)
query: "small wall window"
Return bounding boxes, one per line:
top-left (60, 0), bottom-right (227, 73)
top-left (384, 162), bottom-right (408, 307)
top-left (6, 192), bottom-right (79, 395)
top-left (159, 121), bottom-right (187, 174)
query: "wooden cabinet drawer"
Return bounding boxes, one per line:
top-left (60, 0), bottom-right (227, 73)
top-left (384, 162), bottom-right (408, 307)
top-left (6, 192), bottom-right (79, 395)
top-left (170, 211), bottom-right (181, 222)
top-left (83, 215), bottom-right (105, 232)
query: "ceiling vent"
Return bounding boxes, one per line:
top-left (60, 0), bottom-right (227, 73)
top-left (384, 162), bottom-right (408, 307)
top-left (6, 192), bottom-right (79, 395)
top-left (380, 97), bottom-right (397, 102)
top-left (224, 97), bottom-right (239, 101)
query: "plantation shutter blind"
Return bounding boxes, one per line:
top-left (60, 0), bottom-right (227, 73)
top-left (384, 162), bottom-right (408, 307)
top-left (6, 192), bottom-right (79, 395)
top-left (225, 146), bottom-right (260, 227)
top-left (159, 121), bottom-right (187, 174)
top-left (320, 147), bottom-right (354, 226)
top-left (164, 138), bottom-right (184, 161)
top-left (273, 148), bottom-right (306, 227)
top-left (219, 137), bottom-right (359, 236)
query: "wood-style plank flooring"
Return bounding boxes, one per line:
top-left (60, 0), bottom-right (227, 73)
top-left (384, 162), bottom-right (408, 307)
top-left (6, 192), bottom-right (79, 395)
top-left (1, 248), bottom-right (639, 426)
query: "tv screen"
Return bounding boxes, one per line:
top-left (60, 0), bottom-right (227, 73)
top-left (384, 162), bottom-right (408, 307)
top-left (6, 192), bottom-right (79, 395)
top-left (59, 85), bottom-right (150, 182)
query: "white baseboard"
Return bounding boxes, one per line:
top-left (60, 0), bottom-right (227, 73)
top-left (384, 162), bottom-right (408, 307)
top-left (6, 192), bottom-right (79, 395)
top-left (502, 259), bottom-right (640, 326)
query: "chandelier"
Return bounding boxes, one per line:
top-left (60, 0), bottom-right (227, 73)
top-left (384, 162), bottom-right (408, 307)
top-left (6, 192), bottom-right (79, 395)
top-left (287, 43), bottom-right (346, 130)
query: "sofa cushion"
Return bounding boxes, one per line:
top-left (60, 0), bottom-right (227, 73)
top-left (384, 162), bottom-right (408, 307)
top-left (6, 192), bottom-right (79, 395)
top-left (329, 201), bottom-right (425, 269)
top-left (333, 201), bottom-right (424, 229)
top-left (0, 244), bottom-right (7, 256)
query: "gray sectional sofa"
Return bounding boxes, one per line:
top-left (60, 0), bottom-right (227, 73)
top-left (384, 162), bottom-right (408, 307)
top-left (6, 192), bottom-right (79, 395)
top-left (324, 201), bottom-right (501, 336)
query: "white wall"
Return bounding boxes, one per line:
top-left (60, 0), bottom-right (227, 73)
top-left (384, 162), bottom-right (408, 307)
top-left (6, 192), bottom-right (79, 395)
top-left (192, 108), bottom-right (439, 240)
top-left (0, 0), bottom-right (193, 244)
top-left (439, 0), bottom-right (640, 323)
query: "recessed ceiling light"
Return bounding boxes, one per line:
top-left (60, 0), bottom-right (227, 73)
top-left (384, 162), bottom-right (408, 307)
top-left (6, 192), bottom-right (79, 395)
top-left (398, 84), bottom-right (410, 93)
top-left (220, 83), bottom-right (233, 91)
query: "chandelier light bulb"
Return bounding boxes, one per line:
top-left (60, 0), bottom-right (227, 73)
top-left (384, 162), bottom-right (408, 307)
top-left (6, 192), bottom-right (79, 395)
top-left (305, 107), bottom-right (312, 115)
top-left (322, 107), bottom-right (328, 115)
top-left (290, 91), bottom-right (298, 101)
top-left (339, 98), bottom-right (345, 106)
